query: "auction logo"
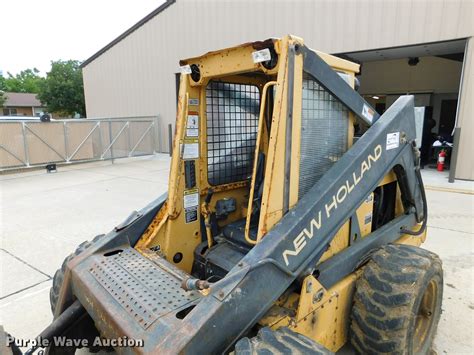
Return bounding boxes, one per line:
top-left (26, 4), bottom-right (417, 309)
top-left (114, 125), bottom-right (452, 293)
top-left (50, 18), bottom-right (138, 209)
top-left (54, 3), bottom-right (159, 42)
top-left (6, 335), bottom-right (144, 351)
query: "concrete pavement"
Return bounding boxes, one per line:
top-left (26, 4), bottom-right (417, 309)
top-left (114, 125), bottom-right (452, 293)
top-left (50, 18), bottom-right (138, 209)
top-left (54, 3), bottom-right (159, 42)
top-left (0, 155), bottom-right (473, 353)
top-left (0, 155), bottom-right (170, 346)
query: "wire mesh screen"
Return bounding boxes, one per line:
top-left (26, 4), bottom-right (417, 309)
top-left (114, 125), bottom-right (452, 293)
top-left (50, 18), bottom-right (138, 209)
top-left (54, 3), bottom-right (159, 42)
top-left (299, 74), bottom-right (349, 198)
top-left (206, 81), bottom-right (260, 185)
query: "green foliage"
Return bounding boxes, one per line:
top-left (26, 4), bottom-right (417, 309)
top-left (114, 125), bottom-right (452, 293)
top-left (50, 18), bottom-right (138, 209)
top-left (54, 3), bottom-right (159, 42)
top-left (0, 75), bottom-right (6, 91)
top-left (0, 75), bottom-right (6, 106)
top-left (0, 90), bottom-right (6, 107)
top-left (37, 60), bottom-right (85, 117)
top-left (3, 68), bottom-right (44, 93)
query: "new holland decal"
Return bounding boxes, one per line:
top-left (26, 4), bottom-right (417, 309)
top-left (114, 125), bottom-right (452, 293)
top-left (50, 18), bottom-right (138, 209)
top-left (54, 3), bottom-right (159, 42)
top-left (282, 144), bottom-right (383, 266)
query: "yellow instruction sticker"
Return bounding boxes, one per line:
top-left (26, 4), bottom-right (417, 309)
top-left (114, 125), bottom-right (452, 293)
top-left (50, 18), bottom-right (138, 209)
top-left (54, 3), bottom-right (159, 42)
top-left (183, 188), bottom-right (199, 209)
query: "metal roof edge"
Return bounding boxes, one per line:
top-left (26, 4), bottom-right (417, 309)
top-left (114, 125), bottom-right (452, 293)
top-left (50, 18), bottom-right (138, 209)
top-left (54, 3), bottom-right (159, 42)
top-left (80, 0), bottom-right (176, 68)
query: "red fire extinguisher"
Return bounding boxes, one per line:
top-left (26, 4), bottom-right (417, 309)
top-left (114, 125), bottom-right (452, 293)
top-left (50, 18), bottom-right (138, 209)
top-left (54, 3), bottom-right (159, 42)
top-left (437, 149), bottom-right (446, 172)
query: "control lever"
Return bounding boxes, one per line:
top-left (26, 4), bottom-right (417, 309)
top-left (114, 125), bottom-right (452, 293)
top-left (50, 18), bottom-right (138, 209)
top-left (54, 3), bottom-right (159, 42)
top-left (201, 188), bottom-right (214, 248)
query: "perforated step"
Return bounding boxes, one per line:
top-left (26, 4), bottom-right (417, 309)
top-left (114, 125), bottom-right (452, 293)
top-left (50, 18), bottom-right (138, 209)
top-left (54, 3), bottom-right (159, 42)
top-left (89, 248), bottom-right (200, 329)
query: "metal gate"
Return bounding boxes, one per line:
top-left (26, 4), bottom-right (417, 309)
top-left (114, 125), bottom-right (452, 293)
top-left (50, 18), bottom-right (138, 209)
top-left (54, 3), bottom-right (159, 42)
top-left (0, 116), bottom-right (160, 170)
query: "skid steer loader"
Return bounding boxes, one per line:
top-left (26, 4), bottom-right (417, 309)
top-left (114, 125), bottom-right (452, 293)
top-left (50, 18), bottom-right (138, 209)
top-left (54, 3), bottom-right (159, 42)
top-left (5, 35), bottom-right (443, 355)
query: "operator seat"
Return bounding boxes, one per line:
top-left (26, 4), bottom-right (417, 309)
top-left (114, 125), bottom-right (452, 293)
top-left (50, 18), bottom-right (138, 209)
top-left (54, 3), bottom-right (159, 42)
top-left (221, 153), bottom-right (265, 248)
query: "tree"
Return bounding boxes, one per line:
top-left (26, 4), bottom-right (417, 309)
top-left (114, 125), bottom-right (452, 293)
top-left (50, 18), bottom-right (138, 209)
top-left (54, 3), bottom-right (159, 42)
top-left (0, 76), bottom-right (6, 106)
top-left (37, 60), bottom-right (85, 117)
top-left (3, 68), bottom-right (44, 93)
top-left (0, 75), bottom-right (6, 91)
top-left (0, 91), bottom-right (6, 107)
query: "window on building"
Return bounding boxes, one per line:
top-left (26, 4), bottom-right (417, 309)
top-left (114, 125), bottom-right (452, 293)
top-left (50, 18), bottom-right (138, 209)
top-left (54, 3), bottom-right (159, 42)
top-left (3, 108), bottom-right (18, 116)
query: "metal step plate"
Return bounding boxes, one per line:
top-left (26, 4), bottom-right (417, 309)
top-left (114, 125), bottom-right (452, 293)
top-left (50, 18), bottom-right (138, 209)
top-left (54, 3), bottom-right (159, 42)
top-left (90, 248), bottom-right (200, 329)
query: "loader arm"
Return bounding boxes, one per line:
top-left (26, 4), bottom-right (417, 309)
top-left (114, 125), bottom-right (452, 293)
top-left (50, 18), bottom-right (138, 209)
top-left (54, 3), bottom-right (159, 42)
top-left (164, 95), bottom-right (425, 353)
top-left (300, 45), bottom-right (380, 126)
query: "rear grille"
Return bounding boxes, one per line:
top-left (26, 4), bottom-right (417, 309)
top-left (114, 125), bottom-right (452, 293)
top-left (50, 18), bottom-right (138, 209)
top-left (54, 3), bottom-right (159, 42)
top-left (299, 75), bottom-right (349, 198)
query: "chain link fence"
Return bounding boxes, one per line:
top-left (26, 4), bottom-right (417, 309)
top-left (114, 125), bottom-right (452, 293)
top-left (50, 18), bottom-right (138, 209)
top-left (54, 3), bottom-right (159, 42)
top-left (0, 116), bottom-right (161, 171)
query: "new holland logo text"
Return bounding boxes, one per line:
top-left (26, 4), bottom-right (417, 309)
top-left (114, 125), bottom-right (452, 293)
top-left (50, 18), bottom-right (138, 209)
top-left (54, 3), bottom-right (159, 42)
top-left (282, 144), bottom-right (382, 266)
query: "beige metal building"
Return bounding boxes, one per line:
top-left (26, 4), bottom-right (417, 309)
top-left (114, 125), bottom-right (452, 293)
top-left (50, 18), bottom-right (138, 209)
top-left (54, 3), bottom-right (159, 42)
top-left (81, 0), bottom-right (473, 180)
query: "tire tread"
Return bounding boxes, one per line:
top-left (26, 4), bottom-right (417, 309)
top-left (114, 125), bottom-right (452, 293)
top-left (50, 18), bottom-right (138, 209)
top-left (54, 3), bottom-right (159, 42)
top-left (350, 244), bottom-right (443, 354)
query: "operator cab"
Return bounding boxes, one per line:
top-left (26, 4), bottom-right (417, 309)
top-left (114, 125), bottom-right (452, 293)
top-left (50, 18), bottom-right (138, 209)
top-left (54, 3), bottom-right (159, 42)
top-left (135, 36), bottom-right (360, 282)
top-left (191, 74), bottom-right (276, 279)
top-left (178, 45), bottom-right (357, 281)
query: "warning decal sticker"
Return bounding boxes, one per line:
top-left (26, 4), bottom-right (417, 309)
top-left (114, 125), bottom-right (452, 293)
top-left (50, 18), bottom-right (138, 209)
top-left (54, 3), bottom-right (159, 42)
top-left (182, 138), bottom-right (199, 160)
top-left (252, 48), bottom-right (271, 63)
top-left (184, 188), bottom-right (199, 224)
top-left (186, 114), bottom-right (199, 137)
top-left (386, 132), bottom-right (400, 150)
top-left (364, 212), bottom-right (373, 225)
top-left (185, 207), bottom-right (197, 223)
top-left (188, 98), bottom-right (199, 106)
top-left (362, 104), bottom-right (375, 123)
top-left (183, 188), bottom-right (199, 209)
top-left (180, 65), bottom-right (192, 74)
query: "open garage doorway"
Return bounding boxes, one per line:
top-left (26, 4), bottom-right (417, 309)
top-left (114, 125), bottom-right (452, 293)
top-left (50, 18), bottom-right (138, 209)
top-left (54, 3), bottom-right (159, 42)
top-left (339, 39), bottom-right (467, 180)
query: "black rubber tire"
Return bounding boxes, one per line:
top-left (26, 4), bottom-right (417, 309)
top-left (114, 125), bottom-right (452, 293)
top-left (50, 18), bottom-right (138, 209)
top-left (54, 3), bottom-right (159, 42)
top-left (234, 327), bottom-right (333, 354)
top-left (350, 244), bottom-right (443, 355)
top-left (49, 234), bottom-right (104, 314)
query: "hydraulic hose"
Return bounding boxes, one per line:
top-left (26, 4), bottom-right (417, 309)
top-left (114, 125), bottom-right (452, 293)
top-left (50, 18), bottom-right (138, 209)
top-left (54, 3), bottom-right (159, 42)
top-left (24, 300), bottom-right (85, 355)
top-left (400, 166), bottom-right (428, 236)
